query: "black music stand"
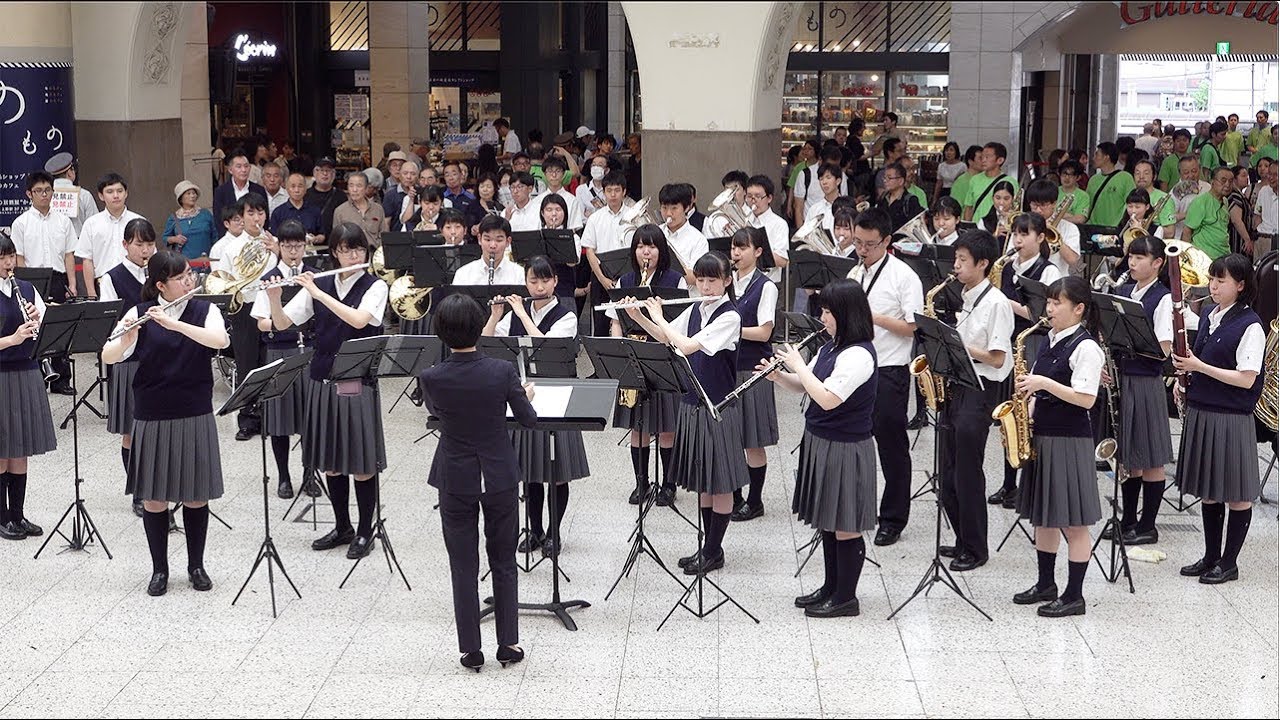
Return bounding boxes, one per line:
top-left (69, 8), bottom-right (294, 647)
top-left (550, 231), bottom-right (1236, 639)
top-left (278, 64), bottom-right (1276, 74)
top-left (899, 246), bottom-right (954, 293)
top-left (57, 299), bottom-right (124, 427)
top-left (511, 229), bottom-right (578, 265)
top-left (33, 301), bottom-right (120, 559)
top-left (330, 335), bottom-right (441, 590)
top-left (1015, 276), bottom-right (1049, 320)
top-left (788, 249), bottom-right (859, 331)
top-left (13, 267), bottom-right (52, 299)
top-left (608, 286), bottom-right (690, 332)
top-left (887, 313), bottom-right (992, 621)
top-left (220, 352), bottom-right (313, 616)
top-left (413, 244), bottom-right (482, 285)
top-left (595, 248), bottom-right (633, 281)
top-left (379, 230), bottom-right (435, 272)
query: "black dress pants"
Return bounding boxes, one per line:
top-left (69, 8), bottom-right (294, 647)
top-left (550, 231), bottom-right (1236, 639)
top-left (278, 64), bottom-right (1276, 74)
top-left (439, 485), bottom-right (520, 654)
top-left (874, 366), bottom-right (913, 532)
top-left (938, 381), bottom-right (1001, 562)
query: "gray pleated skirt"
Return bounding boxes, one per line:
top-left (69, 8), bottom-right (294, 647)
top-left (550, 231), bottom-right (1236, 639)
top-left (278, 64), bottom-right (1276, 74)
top-left (1176, 407), bottom-right (1260, 503)
top-left (106, 361), bottom-right (137, 435)
top-left (1118, 373), bottom-right (1174, 470)
top-left (301, 378), bottom-right (387, 476)
top-left (0, 368), bottom-right (56, 458)
top-left (1016, 435), bottom-right (1103, 528)
top-left (735, 370), bottom-right (779, 448)
top-left (126, 414), bottom-right (224, 503)
top-left (792, 430), bottom-right (878, 533)
top-left (511, 428), bottom-right (590, 485)
top-left (670, 402), bottom-right (749, 495)
top-left (613, 389), bottom-right (679, 434)
top-left (262, 346), bottom-right (309, 437)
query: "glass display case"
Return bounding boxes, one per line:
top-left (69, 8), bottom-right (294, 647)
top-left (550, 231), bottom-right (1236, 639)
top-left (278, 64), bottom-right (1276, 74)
top-left (781, 71), bottom-right (820, 146)
top-left (889, 72), bottom-right (949, 157)
top-left (821, 71), bottom-right (885, 139)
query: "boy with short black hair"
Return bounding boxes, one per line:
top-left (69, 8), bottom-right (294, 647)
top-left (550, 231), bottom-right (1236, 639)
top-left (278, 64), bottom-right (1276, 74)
top-left (74, 172), bottom-right (142, 296)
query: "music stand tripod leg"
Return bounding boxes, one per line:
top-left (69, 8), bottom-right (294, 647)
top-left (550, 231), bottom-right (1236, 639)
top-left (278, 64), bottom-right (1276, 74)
top-left (36, 362), bottom-right (112, 559)
top-left (340, 475), bottom-right (411, 590)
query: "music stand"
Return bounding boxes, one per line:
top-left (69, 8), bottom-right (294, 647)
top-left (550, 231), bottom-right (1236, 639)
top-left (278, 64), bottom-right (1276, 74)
top-left (413, 244), bottom-right (482, 286)
top-left (379, 230), bottom-right (437, 272)
top-left (887, 313), bottom-right (992, 622)
top-left (57, 300), bottom-right (125, 428)
top-left (594, 248), bottom-right (633, 281)
top-left (1015, 276), bottom-right (1050, 321)
top-left (220, 352), bottom-right (313, 616)
top-left (607, 287), bottom-right (690, 334)
top-left (899, 246), bottom-right (954, 292)
top-left (511, 229), bottom-right (578, 266)
top-left (330, 335), bottom-right (441, 590)
top-left (787, 249), bottom-right (859, 335)
top-left (33, 301), bottom-right (121, 559)
top-left (13, 267), bottom-right (52, 300)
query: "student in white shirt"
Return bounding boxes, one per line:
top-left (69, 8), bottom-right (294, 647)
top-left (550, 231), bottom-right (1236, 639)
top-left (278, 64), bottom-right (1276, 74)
top-left (930, 196), bottom-right (962, 246)
top-left (537, 155), bottom-right (583, 230)
top-left (745, 175), bottom-right (789, 281)
top-left (12, 171), bottom-right (78, 295)
top-left (795, 146), bottom-right (849, 224)
top-left (581, 171), bottom-right (631, 335)
top-left (703, 170), bottom-right (751, 239)
top-left (805, 163), bottom-right (844, 237)
top-left (454, 215), bottom-right (526, 286)
top-left (658, 183), bottom-right (709, 286)
top-left (1026, 179), bottom-right (1081, 277)
top-left (503, 172), bottom-right (541, 233)
top-left (73, 173), bottom-right (143, 297)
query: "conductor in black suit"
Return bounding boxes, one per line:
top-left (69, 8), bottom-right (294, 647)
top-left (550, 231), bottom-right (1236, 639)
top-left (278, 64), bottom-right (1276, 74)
top-left (420, 294), bottom-right (537, 672)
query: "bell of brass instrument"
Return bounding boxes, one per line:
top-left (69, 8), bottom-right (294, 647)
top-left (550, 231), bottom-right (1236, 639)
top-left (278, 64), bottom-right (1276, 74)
top-left (910, 276), bottom-right (955, 411)
top-left (1041, 193), bottom-right (1073, 255)
top-left (792, 212), bottom-right (836, 255)
top-left (1256, 319), bottom-right (1279, 432)
top-left (897, 209), bottom-right (933, 244)
top-left (204, 236), bottom-right (273, 313)
top-left (987, 248), bottom-right (1016, 287)
top-left (992, 318), bottom-right (1046, 469)
top-left (1118, 191), bottom-right (1174, 251)
top-left (389, 275), bottom-right (432, 321)
top-left (619, 196), bottom-right (665, 243)
top-left (706, 187), bottom-right (753, 235)
top-left (371, 246), bottom-right (398, 284)
top-left (995, 187), bottom-right (1024, 239)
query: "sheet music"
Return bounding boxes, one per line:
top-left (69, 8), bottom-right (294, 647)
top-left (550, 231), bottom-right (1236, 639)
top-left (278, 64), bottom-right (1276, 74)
top-left (507, 384), bottom-right (573, 419)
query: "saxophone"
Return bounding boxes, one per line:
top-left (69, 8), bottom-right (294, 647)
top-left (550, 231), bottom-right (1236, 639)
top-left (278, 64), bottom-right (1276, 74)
top-left (1256, 319), bottom-right (1279, 432)
top-left (619, 258), bottom-right (651, 409)
top-left (909, 276), bottom-right (955, 410)
top-left (992, 318), bottom-right (1047, 468)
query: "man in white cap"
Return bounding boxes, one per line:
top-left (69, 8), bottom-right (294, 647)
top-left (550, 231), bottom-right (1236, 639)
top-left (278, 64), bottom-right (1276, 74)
top-left (44, 152), bottom-right (98, 238)
top-left (384, 149), bottom-right (409, 193)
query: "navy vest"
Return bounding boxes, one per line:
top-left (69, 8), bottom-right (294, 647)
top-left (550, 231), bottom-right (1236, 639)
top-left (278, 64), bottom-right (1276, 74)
top-left (1187, 303), bottom-right (1265, 414)
top-left (311, 272), bottom-right (382, 382)
top-left (1117, 280), bottom-right (1170, 377)
top-left (682, 300), bottom-right (739, 406)
top-left (508, 298), bottom-right (572, 337)
top-left (106, 264), bottom-right (144, 308)
top-left (260, 263), bottom-right (316, 349)
top-left (0, 279), bottom-right (39, 371)
top-left (804, 340), bottom-right (878, 442)
top-left (1001, 256), bottom-right (1052, 335)
top-left (735, 272), bottom-right (775, 371)
top-left (1030, 326), bottom-right (1097, 437)
top-left (131, 299), bottom-right (215, 421)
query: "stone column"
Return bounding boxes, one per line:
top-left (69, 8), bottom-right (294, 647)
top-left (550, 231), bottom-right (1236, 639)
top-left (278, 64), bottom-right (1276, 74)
top-left (368, 1), bottom-right (429, 155)
top-left (607, 1), bottom-right (626, 136)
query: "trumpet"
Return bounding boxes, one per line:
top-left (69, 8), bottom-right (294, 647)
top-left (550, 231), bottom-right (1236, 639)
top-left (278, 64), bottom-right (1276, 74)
top-left (714, 329), bottom-right (825, 412)
top-left (106, 288), bottom-right (200, 342)
top-left (596, 295), bottom-right (723, 312)
top-left (241, 263), bottom-right (371, 294)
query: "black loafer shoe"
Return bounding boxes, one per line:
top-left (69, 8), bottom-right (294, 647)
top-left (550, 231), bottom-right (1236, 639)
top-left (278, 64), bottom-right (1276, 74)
top-left (804, 596), bottom-right (861, 618)
top-left (346, 534), bottom-right (375, 559)
top-left (1037, 596), bottom-right (1086, 617)
top-left (628, 484), bottom-right (649, 505)
top-left (1180, 556), bottom-right (1217, 577)
top-left (1121, 527), bottom-right (1159, 545)
top-left (1199, 563), bottom-right (1239, 585)
top-left (1002, 493), bottom-right (1018, 510)
top-left (794, 586), bottom-right (833, 608)
top-left (873, 527), bottom-right (901, 547)
top-left (906, 412), bottom-right (929, 431)
top-left (677, 550), bottom-right (702, 569)
top-left (49, 382), bottom-right (76, 396)
top-left (235, 428), bottom-right (256, 442)
top-left (17, 518), bottom-right (42, 537)
top-left (301, 476), bottom-right (323, 498)
top-left (496, 645), bottom-right (525, 667)
top-left (730, 503), bottom-right (764, 522)
top-left (949, 553), bottom-right (986, 572)
top-left (654, 486), bottom-right (676, 507)
top-left (1100, 524), bottom-right (1118, 541)
top-left (132, 497), bottom-right (145, 518)
top-left (939, 544), bottom-right (958, 558)
top-left (147, 572), bottom-right (169, 597)
top-left (189, 567), bottom-right (213, 591)
top-left (0, 521), bottom-right (27, 541)
top-left (277, 480), bottom-right (294, 499)
top-left (1013, 583), bottom-right (1058, 605)
top-left (541, 537), bottom-right (560, 559)
top-left (312, 527), bottom-right (356, 551)
top-left (987, 487), bottom-right (1013, 505)
top-left (683, 550), bottom-right (724, 575)
top-left (517, 532), bottom-right (546, 554)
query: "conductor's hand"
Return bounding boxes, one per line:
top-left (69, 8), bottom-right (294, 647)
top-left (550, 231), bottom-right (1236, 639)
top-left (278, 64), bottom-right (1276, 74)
top-left (523, 382), bottom-right (535, 401)
top-left (778, 343), bottom-right (806, 373)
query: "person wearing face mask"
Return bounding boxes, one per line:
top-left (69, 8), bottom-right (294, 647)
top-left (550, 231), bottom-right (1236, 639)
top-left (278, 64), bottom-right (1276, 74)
top-left (575, 155), bottom-right (613, 222)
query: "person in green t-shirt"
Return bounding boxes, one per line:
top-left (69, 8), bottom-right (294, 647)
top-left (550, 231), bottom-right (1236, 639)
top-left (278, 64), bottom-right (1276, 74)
top-left (1086, 142), bottom-right (1137, 227)
top-left (963, 141), bottom-right (1019, 222)
top-left (904, 156), bottom-right (928, 208)
top-left (1158, 129), bottom-right (1193, 191)
top-left (1200, 120), bottom-right (1228, 178)
top-left (1131, 159), bottom-right (1176, 235)
top-left (1057, 160), bottom-right (1090, 224)
top-left (1221, 114), bottom-right (1245, 166)
top-left (1182, 166), bottom-right (1233, 260)
top-left (1247, 110), bottom-right (1272, 156)
top-left (1252, 126), bottom-right (1279, 168)
top-left (948, 144), bottom-right (983, 205)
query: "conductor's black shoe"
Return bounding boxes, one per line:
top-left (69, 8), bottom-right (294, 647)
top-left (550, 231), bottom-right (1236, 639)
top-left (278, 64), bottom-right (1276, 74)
top-left (301, 476), bottom-right (323, 497)
top-left (873, 527), bottom-right (901, 547)
top-left (517, 531), bottom-right (546, 554)
top-left (277, 480), bottom-right (295, 499)
top-left (794, 586), bottom-right (833, 608)
top-left (312, 527), bottom-right (356, 551)
top-left (949, 552), bottom-right (986, 572)
top-left (132, 497), bottom-right (144, 517)
top-left (805, 596), bottom-right (860, 618)
top-left (684, 550), bottom-right (724, 575)
top-left (346, 535), bottom-right (375, 559)
top-left (0, 521), bottom-right (27, 541)
top-left (49, 381), bottom-right (75, 396)
top-left (938, 544), bottom-right (958, 558)
top-left (188, 567), bottom-right (213, 591)
top-left (654, 486), bottom-right (676, 507)
top-left (1199, 563), bottom-right (1239, 584)
top-left (730, 502), bottom-right (764, 522)
top-left (678, 550), bottom-right (701, 569)
top-left (1180, 556), bottom-right (1217, 577)
top-left (987, 487), bottom-right (1015, 505)
top-left (906, 411), bottom-right (929, 431)
top-left (1122, 527), bottom-right (1159, 545)
top-left (496, 645), bottom-right (525, 667)
top-left (235, 428), bottom-right (256, 442)
top-left (17, 518), bottom-right (42, 537)
top-left (628, 483), bottom-right (649, 505)
top-left (1013, 583), bottom-right (1058, 605)
top-left (460, 651), bottom-right (484, 673)
top-left (1037, 596), bottom-right (1086, 617)
top-left (146, 572), bottom-right (169, 597)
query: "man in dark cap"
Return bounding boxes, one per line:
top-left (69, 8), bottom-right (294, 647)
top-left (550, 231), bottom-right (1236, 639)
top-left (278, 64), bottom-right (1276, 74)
top-left (304, 156), bottom-right (342, 244)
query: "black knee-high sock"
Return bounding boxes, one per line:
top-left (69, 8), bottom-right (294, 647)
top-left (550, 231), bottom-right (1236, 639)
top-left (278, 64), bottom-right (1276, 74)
top-left (1003, 461), bottom-right (1018, 493)
top-left (1220, 507), bottom-right (1252, 569)
top-left (1201, 502), bottom-right (1225, 563)
top-left (328, 474), bottom-right (352, 531)
top-left (698, 507), bottom-right (713, 551)
top-left (142, 509), bottom-right (170, 574)
top-left (1136, 480), bottom-right (1163, 533)
top-left (702, 510), bottom-right (731, 558)
top-left (659, 447), bottom-right (674, 489)
top-left (1121, 479), bottom-right (1141, 530)
top-left (526, 483), bottom-right (546, 536)
top-left (820, 532), bottom-right (837, 593)
top-left (0, 472), bottom-right (10, 524)
top-left (733, 488), bottom-right (744, 507)
top-left (270, 436), bottom-right (292, 483)
top-left (549, 484), bottom-right (569, 541)
top-left (833, 536), bottom-right (866, 603)
top-left (1061, 560), bottom-right (1088, 602)
top-left (182, 505), bottom-right (209, 571)
top-left (1036, 549), bottom-right (1057, 591)
top-left (354, 477), bottom-right (377, 537)
top-left (7, 473), bottom-right (26, 521)
top-left (746, 465), bottom-right (767, 507)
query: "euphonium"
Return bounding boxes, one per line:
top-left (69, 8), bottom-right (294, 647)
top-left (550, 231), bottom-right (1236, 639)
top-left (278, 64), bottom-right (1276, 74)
top-left (792, 212), bottom-right (836, 255)
top-left (1256, 319), bottom-right (1279, 432)
top-left (910, 276), bottom-right (955, 411)
top-left (898, 209), bottom-right (933, 245)
top-left (707, 187), bottom-right (753, 234)
top-left (992, 318), bottom-right (1046, 469)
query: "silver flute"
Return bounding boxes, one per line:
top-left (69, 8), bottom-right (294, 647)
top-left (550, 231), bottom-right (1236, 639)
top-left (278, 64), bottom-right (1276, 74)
top-left (106, 288), bottom-right (200, 342)
top-left (240, 263), bottom-right (370, 293)
top-left (596, 295), bottom-right (724, 312)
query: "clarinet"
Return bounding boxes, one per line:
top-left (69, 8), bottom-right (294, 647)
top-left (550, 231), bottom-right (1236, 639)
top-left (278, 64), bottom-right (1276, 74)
top-left (487, 253), bottom-right (496, 286)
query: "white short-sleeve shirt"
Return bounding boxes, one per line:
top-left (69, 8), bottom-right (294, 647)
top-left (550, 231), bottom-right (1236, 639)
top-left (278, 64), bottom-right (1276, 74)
top-left (114, 299), bottom-right (229, 360)
top-left (1206, 303), bottom-right (1266, 373)
top-left (0, 276), bottom-right (47, 318)
top-left (495, 297), bottom-right (578, 338)
top-left (580, 204), bottom-right (628, 254)
top-left (506, 198), bottom-right (542, 233)
top-left (1127, 279), bottom-right (1174, 346)
top-left (955, 279), bottom-right (1015, 381)
top-left (663, 221), bottom-right (709, 274)
top-left (283, 271), bottom-right (388, 328)
top-left (1045, 323), bottom-right (1104, 395)
top-left (74, 208), bottom-right (143, 276)
top-left (732, 269), bottom-right (778, 326)
top-left (674, 295), bottom-right (740, 355)
top-left (846, 253), bottom-right (924, 367)
top-left (749, 208), bottom-right (790, 282)
top-left (452, 257), bottom-right (527, 286)
top-left (807, 343), bottom-right (875, 401)
top-left (98, 259), bottom-right (147, 303)
top-left (11, 207), bottom-right (77, 269)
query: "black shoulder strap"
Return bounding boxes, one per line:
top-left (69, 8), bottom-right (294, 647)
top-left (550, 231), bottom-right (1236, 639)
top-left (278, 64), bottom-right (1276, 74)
top-left (971, 174), bottom-right (1008, 211)
top-left (1085, 171), bottom-right (1121, 223)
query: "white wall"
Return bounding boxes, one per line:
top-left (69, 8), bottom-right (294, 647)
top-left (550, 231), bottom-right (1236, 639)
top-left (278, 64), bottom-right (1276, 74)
top-left (71, 1), bottom-right (188, 122)
top-left (0, 3), bottom-right (73, 62)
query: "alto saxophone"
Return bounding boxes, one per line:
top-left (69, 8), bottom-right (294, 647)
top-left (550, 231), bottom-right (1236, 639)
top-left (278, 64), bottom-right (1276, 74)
top-left (909, 276), bottom-right (955, 411)
top-left (992, 318), bottom-right (1047, 468)
top-left (619, 258), bottom-right (651, 409)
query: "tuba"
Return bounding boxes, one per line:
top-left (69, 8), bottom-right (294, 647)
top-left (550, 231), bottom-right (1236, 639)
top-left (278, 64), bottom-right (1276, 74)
top-left (619, 196), bottom-right (665, 244)
top-left (792, 212), bottom-right (836, 255)
top-left (1256, 319), bottom-right (1279, 432)
top-left (706, 187), bottom-right (753, 235)
top-left (992, 318), bottom-right (1047, 468)
top-left (203, 235), bottom-right (273, 313)
top-left (909, 276), bottom-right (955, 411)
top-left (389, 275), bottom-right (432, 321)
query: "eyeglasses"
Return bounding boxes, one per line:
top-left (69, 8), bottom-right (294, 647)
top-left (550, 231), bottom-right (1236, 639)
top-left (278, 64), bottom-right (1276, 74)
top-left (29, 187), bottom-right (52, 195)
top-left (335, 246), bottom-right (366, 256)
top-left (852, 238), bottom-right (885, 249)
top-left (883, 175), bottom-right (903, 182)
top-left (745, 193), bottom-right (767, 201)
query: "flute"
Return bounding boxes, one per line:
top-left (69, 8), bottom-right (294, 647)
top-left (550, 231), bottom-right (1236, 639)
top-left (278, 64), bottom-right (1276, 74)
top-left (106, 288), bottom-right (200, 342)
top-left (597, 295), bottom-right (724, 312)
top-left (240, 263), bottom-right (371, 293)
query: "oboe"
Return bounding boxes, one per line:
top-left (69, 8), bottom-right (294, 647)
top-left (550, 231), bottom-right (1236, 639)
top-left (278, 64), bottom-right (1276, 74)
top-left (713, 328), bottom-right (825, 412)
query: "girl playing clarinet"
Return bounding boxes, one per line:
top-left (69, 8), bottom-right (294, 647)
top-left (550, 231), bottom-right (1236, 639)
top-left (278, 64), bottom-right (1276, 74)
top-left (766, 278), bottom-right (878, 618)
top-left (1174, 253), bottom-right (1265, 584)
top-left (102, 250), bottom-right (229, 595)
top-left (1013, 276), bottom-right (1104, 617)
top-left (728, 227), bottom-right (779, 522)
top-left (624, 251), bottom-right (749, 575)
top-left (0, 233), bottom-right (56, 540)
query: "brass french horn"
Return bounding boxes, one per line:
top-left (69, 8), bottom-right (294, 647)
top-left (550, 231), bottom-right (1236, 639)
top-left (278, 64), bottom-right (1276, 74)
top-left (389, 275), bottom-right (432, 321)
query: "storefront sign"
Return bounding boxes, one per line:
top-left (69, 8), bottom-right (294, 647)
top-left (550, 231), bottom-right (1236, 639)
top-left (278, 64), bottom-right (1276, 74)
top-left (354, 70), bottom-right (370, 87)
top-left (233, 33), bottom-right (278, 62)
top-left (1118, 1), bottom-right (1279, 26)
top-left (0, 63), bottom-right (75, 228)
top-left (1216, 40), bottom-right (1232, 53)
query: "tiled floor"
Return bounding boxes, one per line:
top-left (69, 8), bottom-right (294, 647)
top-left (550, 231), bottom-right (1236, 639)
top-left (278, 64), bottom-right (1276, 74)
top-left (1, 362), bottom-right (1275, 718)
